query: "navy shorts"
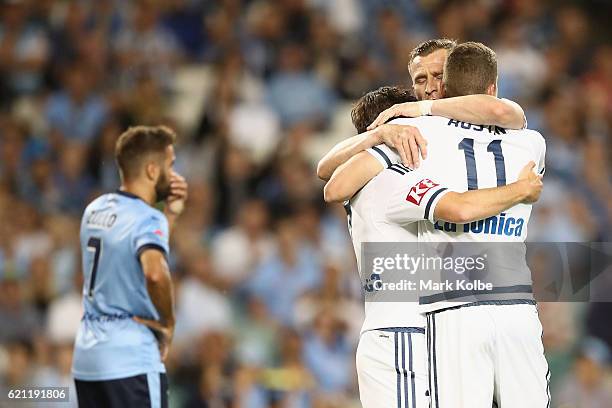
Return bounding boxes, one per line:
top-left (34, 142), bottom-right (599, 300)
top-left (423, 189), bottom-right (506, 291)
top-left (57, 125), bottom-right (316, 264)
top-left (75, 372), bottom-right (168, 408)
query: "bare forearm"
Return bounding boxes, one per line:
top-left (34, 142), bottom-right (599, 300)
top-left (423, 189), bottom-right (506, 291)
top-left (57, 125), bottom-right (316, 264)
top-left (431, 95), bottom-right (525, 129)
top-left (324, 151), bottom-right (383, 202)
top-left (317, 129), bottom-right (381, 181)
top-left (146, 271), bottom-right (175, 326)
top-left (437, 182), bottom-right (528, 223)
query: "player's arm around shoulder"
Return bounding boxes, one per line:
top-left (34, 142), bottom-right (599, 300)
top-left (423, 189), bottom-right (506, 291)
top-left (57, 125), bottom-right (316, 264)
top-left (317, 124), bottom-right (427, 181)
top-left (369, 95), bottom-right (526, 130)
top-left (434, 161), bottom-right (544, 224)
top-left (434, 95), bottom-right (527, 129)
top-left (323, 150), bottom-right (384, 203)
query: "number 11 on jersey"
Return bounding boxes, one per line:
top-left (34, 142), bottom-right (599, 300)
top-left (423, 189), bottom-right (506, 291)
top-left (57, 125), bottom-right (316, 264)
top-left (458, 138), bottom-right (507, 189)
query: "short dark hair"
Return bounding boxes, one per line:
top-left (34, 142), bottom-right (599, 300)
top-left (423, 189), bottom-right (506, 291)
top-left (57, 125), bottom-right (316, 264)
top-left (351, 86), bottom-right (417, 133)
top-left (408, 38), bottom-right (457, 68)
top-left (115, 125), bottom-right (176, 181)
top-left (443, 42), bottom-right (498, 98)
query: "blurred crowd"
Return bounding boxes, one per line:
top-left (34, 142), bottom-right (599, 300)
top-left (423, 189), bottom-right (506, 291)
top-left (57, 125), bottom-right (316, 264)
top-left (0, 0), bottom-right (610, 407)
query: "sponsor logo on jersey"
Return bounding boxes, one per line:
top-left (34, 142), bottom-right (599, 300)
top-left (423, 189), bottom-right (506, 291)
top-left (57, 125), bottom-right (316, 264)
top-left (433, 213), bottom-right (525, 237)
top-left (406, 179), bottom-right (439, 205)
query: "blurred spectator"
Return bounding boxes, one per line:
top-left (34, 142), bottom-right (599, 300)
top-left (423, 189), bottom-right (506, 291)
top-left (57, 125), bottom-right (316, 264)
top-left (174, 249), bottom-right (233, 344)
top-left (303, 311), bottom-right (352, 394)
top-left (212, 199), bottom-right (275, 286)
top-left (113, 0), bottom-right (181, 88)
top-left (0, 0), bottom-right (49, 102)
top-left (45, 63), bottom-right (108, 143)
top-left (233, 295), bottom-right (279, 367)
top-left (495, 18), bottom-right (547, 101)
top-left (46, 271), bottom-right (82, 345)
top-left (556, 338), bottom-right (612, 408)
top-left (53, 142), bottom-right (95, 214)
top-left (266, 42), bottom-right (335, 128)
top-left (244, 218), bottom-right (321, 325)
top-left (0, 279), bottom-right (41, 344)
top-left (0, 340), bottom-right (34, 391)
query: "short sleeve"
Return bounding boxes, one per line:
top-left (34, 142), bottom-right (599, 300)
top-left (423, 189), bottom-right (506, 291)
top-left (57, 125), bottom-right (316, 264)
top-left (133, 213), bottom-right (170, 260)
top-left (365, 144), bottom-right (401, 168)
top-left (385, 169), bottom-right (451, 224)
top-left (537, 137), bottom-right (546, 176)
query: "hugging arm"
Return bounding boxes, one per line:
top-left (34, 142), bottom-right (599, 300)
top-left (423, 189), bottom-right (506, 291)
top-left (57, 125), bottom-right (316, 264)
top-left (369, 95), bottom-right (526, 130)
top-left (385, 162), bottom-right (543, 225)
top-left (317, 125), bottom-right (428, 181)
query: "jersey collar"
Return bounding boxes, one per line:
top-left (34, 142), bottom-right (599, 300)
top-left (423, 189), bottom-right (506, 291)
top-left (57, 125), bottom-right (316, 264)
top-left (115, 190), bottom-right (145, 202)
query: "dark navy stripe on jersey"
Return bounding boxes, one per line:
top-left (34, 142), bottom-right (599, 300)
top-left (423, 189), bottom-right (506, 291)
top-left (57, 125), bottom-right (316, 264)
top-left (402, 333), bottom-right (409, 408)
top-left (136, 243), bottom-right (168, 262)
top-left (115, 190), bottom-right (144, 201)
top-left (426, 315), bottom-right (433, 408)
top-left (395, 332), bottom-right (401, 408)
top-left (432, 314), bottom-right (439, 408)
top-left (539, 167), bottom-right (546, 175)
top-left (379, 327), bottom-right (425, 334)
top-left (389, 164), bottom-right (406, 175)
top-left (430, 299), bottom-right (537, 314)
top-left (408, 333), bottom-right (416, 408)
top-left (542, 321), bottom-right (551, 408)
top-left (82, 312), bottom-right (132, 322)
top-left (393, 163), bottom-right (413, 173)
top-left (424, 188), bottom-right (448, 221)
top-left (419, 285), bottom-right (533, 305)
top-left (372, 145), bottom-right (392, 168)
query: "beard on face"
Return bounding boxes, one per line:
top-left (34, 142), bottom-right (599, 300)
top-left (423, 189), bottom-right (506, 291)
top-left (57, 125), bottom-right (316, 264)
top-left (155, 168), bottom-right (172, 202)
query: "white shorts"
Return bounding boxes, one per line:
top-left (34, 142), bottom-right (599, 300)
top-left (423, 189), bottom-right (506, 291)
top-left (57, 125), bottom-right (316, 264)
top-left (426, 302), bottom-right (551, 408)
top-left (356, 328), bottom-right (428, 408)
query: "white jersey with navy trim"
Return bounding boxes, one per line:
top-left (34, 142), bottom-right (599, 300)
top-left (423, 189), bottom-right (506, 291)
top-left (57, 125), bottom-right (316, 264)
top-left (368, 116), bottom-right (546, 312)
top-left (348, 162), bottom-right (450, 333)
top-left (73, 191), bottom-right (169, 381)
top-left (368, 116), bottom-right (550, 408)
top-left (349, 162), bottom-right (451, 408)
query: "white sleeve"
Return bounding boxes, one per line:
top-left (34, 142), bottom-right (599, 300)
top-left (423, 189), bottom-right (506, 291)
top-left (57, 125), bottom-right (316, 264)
top-left (537, 137), bottom-right (546, 175)
top-left (365, 144), bottom-right (401, 168)
top-left (385, 168), bottom-right (451, 225)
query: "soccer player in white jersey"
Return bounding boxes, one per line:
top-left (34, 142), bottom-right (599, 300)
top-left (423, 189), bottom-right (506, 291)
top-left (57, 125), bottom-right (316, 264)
top-left (325, 42), bottom-right (550, 408)
top-left (327, 85), bottom-right (543, 408)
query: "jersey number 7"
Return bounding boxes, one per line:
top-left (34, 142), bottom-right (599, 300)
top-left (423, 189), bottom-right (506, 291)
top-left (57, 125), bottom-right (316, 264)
top-left (87, 237), bottom-right (102, 297)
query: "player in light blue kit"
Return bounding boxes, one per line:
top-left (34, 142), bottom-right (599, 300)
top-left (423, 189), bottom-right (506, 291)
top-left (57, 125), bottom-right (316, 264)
top-left (72, 126), bottom-right (188, 408)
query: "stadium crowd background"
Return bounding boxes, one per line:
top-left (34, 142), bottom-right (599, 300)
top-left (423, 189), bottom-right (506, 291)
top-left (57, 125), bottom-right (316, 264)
top-left (0, 0), bottom-right (610, 406)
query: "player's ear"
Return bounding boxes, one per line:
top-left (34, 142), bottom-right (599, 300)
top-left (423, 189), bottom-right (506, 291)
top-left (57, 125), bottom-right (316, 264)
top-left (487, 80), bottom-right (497, 97)
top-left (145, 161), bottom-right (160, 182)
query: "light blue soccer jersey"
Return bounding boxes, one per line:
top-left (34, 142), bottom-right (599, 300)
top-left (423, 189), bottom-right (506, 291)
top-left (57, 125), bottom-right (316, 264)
top-left (72, 191), bottom-right (170, 381)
